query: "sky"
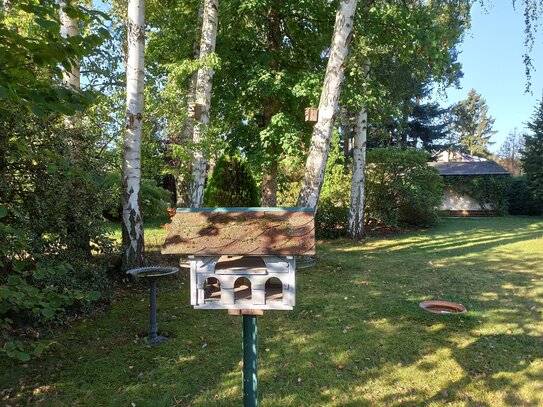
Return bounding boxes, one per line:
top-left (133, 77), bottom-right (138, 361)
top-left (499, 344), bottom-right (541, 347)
top-left (431, 1), bottom-right (543, 152)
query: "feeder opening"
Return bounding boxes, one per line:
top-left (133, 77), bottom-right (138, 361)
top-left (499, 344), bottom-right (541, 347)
top-left (204, 277), bottom-right (221, 301)
top-left (265, 277), bottom-right (283, 302)
top-left (234, 277), bottom-right (252, 301)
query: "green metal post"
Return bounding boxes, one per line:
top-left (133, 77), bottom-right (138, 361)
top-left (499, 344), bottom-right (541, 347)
top-left (242, 315), bottom-right (258, 407)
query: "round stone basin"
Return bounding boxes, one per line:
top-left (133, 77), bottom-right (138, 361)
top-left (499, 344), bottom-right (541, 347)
top-left (127, 266), bottom-right (179, 279)
top-left (419, 300), bottom-right (467, 314)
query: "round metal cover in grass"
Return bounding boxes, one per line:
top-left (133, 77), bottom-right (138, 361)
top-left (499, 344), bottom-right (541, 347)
top-left (127, 266), bottom-right (179, 279)
top-left (419, 300), bottom-right (466, 314)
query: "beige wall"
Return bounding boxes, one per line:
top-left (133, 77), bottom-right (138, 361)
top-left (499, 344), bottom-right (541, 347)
top-left (440, 188), bottom-right (493, 211)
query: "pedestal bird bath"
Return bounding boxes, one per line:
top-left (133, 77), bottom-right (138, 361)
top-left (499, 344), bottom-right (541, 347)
top-left (127, 266), bottom-right (179, 344)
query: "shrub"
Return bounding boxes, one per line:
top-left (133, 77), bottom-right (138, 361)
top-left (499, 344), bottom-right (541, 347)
top-left (365, 148), bottom-right (443, 227)
top-left (315, 146), bottom-right (444, 235)
top-left (100, 172), bottom-right (172, 220)
top-left (0, 114), bottom-right (113, 361)
top-left (316, 141), bottom-right (351, 238)
top-left (204, 154), bottom-right (259, 207)
top-left (443, 175), bottom-right (511, 215)
top-left (506, 176), bottom-right (542, 215)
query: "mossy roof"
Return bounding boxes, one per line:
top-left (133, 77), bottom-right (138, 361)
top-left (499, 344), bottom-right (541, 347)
top-left (162, 208), bottom-right (315, 256)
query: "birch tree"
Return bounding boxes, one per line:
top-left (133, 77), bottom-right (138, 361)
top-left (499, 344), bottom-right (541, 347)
top-left (59, 1), bottom-right (80, 91)
top-left (297, 0), bottom-right (357, 209)
top-left (59, 0), bottom-right (80, 130)
top-left (122, 0), bottom-right (145, 270)
top-left (190, 0), bottom-right (218, 208)
top-left (348, 61), bottom-right (369, 240)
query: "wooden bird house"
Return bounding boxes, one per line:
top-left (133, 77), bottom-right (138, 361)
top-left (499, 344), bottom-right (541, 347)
top-left (189, 102), bottom-right (203, 120)
top-left (304, 107), bottom-right (319, 123)
top-left (162, 207), bottom-right (315, 311)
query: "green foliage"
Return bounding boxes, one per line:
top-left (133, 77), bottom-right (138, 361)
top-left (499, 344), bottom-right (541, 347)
top-left (0, 1), bottom-right (112, 362)
top-left (316, 143), bottom-right (444, 235)
top-left (443, 175), bottom-right (511, 215)
top-left (0, 114), bottom-right (113, 362)
top-left (203, 154), bottom-right (259, 207)
top-left (506, 176), bottom-right (542, 215)
top-left (0, 120), bottom-right (111, 359)
top-left (343, 0), bottom-right (470, 147)
top-left (0, 0), bottom-right (108, 116)
top-left (365, 148), bottom-right (443, 227)
top-left (100, 172), bottom-right (172, 220)
top-left (407, 102), bottom-right (449, 150)
top-left (522, 97), bottom-right (543, 205)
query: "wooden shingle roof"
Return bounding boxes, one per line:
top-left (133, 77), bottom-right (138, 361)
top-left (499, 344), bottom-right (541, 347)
top-left (162, 207), bottom-right (315, 256)
top-left (428, 161), bottom-right (510, 176)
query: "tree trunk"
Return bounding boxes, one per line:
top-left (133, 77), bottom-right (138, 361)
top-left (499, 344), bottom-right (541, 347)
top-left (297, 0), bottom-right (357, 209)
top-left (175, 2), bottom-right (204, 207)
top-left (59, 0), bottom-right (80, 128)
top-left (59, 0), bottom-right (92, 256)
top-left (339, 106), bottom-right (351, 159)
top-left (261, 160), bottom-right (278, 206)
top-left (190, 0), bottom-right (218, 208)
top-left (121, 0), bottom-right (145, 270)
top-left (2, 0), bottom-right (11, 14)
top-left (348, 60), bottom-right (370, 240)
top-left (260, 2), bottom-right (281, 207)
top-left (348, 106), bottom-right (368, 240)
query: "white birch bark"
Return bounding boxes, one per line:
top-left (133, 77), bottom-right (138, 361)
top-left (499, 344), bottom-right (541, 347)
top-left (2, 0), bottom-right (11, 13)
top-left (348, 60), bottom-right (370, 240)
top-left (297, 0), bottom-right (357, 209)
top-left (59, 0), bottom-right (80, 128)
top-left (190, 0), bottom-right (218, 208)
top-left (121, 0), bottom-right (145, 270)
top-left (348, 105), bottom-right (368, 240)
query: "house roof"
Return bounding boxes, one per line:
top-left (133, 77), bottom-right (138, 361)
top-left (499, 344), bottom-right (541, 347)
top-left (162, 207), bottom-right (315, 256)
top-left (428, 161), bottom-right (510, 176)
top-left (431, 149), bottom-right (487, 163)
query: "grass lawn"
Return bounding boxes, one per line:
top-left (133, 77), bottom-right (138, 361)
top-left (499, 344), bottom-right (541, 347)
top-left (1, 217), bottom-right (543, 406)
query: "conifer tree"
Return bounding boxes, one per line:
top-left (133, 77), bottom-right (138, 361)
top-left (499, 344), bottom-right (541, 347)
top-left (522, 98), bottom-right (543, 204)
top-left (450, 89), bottom-right (496, 157)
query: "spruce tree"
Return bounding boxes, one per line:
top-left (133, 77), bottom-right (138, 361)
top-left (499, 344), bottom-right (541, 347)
top-left (451, 89), bottom-right (496, 157)
top-left (408, 102), bottom-right (448, 151)
top-left (523, 98), bottom-right (543, 205)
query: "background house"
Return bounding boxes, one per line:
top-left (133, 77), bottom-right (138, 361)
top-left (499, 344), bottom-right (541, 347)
top-left (429, 151), bottom-right (510, 216)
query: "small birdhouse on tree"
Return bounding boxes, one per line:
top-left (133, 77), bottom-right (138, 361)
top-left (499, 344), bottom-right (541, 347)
top-left (304, 107), bottom-right (319, 124)
top-left (188, 102), bottom-right (203, 120)
top-left (162, 207), bottom-right (315, 311)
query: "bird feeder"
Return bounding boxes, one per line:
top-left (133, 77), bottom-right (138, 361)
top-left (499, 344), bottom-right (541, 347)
top-left (162, 207), bottom-right (315, 312)
top-left (162, 207), bottom-right (315, 407)
top-left (304, 107), bottom-right (319, 123)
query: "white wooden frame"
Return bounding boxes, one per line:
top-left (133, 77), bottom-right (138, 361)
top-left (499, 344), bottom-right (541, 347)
top-left (188, 255), bottom-right (296, 310)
